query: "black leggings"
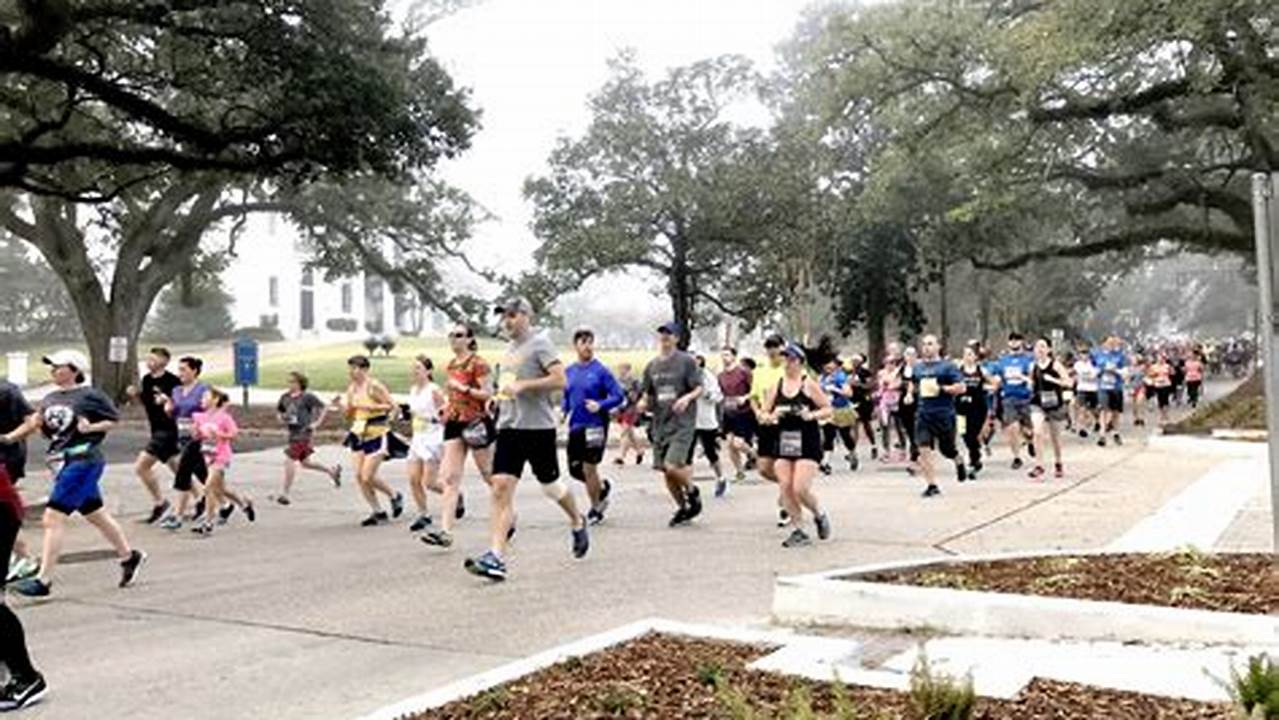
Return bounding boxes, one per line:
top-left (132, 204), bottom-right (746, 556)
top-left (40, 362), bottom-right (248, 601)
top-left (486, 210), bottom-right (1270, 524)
top-left (961, 409), bottom-right (985, 467)
top-left (173, 439), bottom-right (208, 492)
top-left (1, 505), bottom-right (38, 682)
top-left (899, 402), bottom-right (920, 462)
top-left (695, 429), bottom-right (720, 465)
top-left (822, 424), bottom-right (856, 453)
top-left (1187, 381), bottom-right (1202, 406)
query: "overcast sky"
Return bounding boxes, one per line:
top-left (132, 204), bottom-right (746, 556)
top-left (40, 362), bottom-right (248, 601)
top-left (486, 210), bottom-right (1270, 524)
top-left (419, 0), bottom-right (815, 313)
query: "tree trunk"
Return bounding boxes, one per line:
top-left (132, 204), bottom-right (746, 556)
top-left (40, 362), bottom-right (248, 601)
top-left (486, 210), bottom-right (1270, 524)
top-left (79, 301), bottom-right (144, 403)
top-left (866, 294), bottom-right (887, 371)
top-left (978, 274), bottom-right (991, 345)
top-left (938, 260), bottom-right (950, 348)
top-left (668, 236), bottom-right (694, 350)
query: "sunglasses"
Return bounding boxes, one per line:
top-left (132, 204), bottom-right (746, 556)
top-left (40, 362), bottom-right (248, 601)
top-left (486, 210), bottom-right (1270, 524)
top-left (449, 332), bottom-right (469, 339)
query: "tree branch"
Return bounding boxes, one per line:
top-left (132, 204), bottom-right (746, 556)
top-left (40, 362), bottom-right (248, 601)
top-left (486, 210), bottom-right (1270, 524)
top-left (971, 225), bottom-right (1250, 271)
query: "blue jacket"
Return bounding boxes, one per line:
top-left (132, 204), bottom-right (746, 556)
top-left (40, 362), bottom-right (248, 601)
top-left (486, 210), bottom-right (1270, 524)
top-left (562, 359), bottom-right (625, 430)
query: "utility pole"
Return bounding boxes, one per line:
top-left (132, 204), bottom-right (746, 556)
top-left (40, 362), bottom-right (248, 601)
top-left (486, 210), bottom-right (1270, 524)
top-left (1250, 173), bottom-right (1279, 556)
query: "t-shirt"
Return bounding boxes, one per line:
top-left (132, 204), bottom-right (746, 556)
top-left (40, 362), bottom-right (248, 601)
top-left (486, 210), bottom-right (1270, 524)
top-left (1185, 359), bottom-right (1204, 382)
top-left (445, 354), bottom-right (491, 423)
top-left (1091, 348), bottom-right (1127, 391)
top-left (1073, 360), bottom-right (1099, 393)
top-left (718, 365), bottom-right (753, 416)
top-left (913, 359), bottom-right (962, 418)
top-left (0, 381), bottom-right (33, 478)
top-left (562, 358), bottom-right (625, 431)
top-left (39, 385), bottom-right (119, 460)
top-left (749, 361), bottom-right (785, 409)
top-left (849, 366), bottom-right (874, 404)
top-left (821, 368), bottom-right (851, 409)
top-left (193, 409), bottom-right (237, 467)
top-left (277, 391), bottom-right (326, 442)
top-left (495, 331), bottom-right (561, 431)
top-left (140, 371), bottom-right (180, 435)
top-left (996, 351), bottom-right (1035, 401)
top-left (642, 350), bottom-right (702, 439)
top-left (171, 382), bottom-right (209, 437)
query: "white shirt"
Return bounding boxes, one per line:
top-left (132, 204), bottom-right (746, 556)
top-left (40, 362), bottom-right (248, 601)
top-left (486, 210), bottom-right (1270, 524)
top-left (696, 368), bottom-right (723, 431)
top-left (1073, 360), bottom-right (1099, 393)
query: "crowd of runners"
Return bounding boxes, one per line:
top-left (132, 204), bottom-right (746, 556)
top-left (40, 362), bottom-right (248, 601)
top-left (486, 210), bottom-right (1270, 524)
top-left (0, 296), bottom-right (1237, 711)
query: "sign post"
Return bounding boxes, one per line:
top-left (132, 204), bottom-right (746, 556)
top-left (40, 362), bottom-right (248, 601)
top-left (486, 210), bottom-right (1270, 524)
top-left (233, 337), bottom-right (260, 411)
top-left (1250, 172), bottom-right (1279, 556)
top-left (108, 337), bottom-right (129, 364)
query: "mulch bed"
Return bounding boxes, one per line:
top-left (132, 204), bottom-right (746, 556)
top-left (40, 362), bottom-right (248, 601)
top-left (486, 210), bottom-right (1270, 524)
top-left (403, 633), bottom-right (1231, 719)
top-left (859, 551), bottom-right (1279, 615)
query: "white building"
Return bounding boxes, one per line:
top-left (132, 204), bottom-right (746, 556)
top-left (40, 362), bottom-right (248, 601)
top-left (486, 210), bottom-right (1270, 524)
top-left (221, 214), bottom-right (448, 341)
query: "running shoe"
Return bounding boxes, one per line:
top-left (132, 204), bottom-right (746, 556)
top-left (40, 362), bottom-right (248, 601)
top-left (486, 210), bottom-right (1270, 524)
top-left (1054, 464), bottom-right (1064, 479)
top-left (455, 492), bottom-right (466, 520)
top-left (193, 497), bottom-right (206, 519)
top-left (668, 507), bottom-right (691, 527)
top-left (144, 500), bottom-right (170, 525)
top-left (1113, 434), bottom-right (1123, 446)
top-left (0, 673), bottom-right (47, 711)
top-left (6, 556), bottom-right (38, 584)
top-left (598, 480), bottom-right (613, 514)
top-left (781, 528), bottom-right (812, 548)
top-left (191, 522), bottom-right (213, 536)
top-left (420, 530), bottom-right (454, 548)
top-left (956, 464), bottom-right (967, 482)
top-left (714, 477), bottom-right (728, 498)
top-left (921, 484), bottom-right (942, 498)
top-left (409, 515), bottom-right (433, 533)
top-left (734, 470), bottom-right (746, 483)
top-left (12, 577), bottom-right (50, 598)
top-left (819, 463), bottom-right (832, 476)
top-left (571, 524), bottom-right (590, 558)
top-left (776, 508), bottom-right (790, 528)
top-left (119, 550), bottom-right (146, 588)
top-left (1078, 429), bottom-right (1089, 439)
top-left (612, 457), bottom-right (625, 466)
top-left (1011, 457), bottom-right (1024, 471)
top-left (1098, 437), bottom-right (1108, 447)
top-left (685, 486), bottom-right (703, 520)
top-left (463, 551), bottom-right (507, 582)
top-left (507, 520), bottom-right (518, 541)
top-left (849, 454), bottom-right (860, 472)
top-left (390, 493), bottom-right (405, 519)
top-left (587, 507), bottom-right (605, 525)
top-left (158, 515), bottom-right (182, 530)
top-left (218, 503), bottom-right (236, 525)
top-left (276, 495), bottom-right (291, 506)
top-left (331, 464), bottom-right (343, 488)
top-left (814, 513), bottom-right (832, 541)
top-left (243, 502), bottom-right (256, 522)
top-left (636, 453), bottom-right (645, 466)
top-left (360, 511), bottom-right (389, 527)
top-left (1027, 442), bottom-right (1037, 458)
top-left (970, 460), bottom-right (983, 477)
top-left (744, 456), bottom-right (756, 471)
top-left (870, 447), bottom-right (879, 461)
top-left (1028, 465), bottom-right (1046, 480)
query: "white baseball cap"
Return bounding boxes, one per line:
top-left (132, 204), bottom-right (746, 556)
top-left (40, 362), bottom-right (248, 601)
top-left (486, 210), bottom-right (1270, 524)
top-left (42, 349), bottom-right (89, 372)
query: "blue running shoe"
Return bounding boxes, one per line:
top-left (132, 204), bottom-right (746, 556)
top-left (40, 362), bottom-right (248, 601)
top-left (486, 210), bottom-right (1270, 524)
top-left (572, 525), bottom-right (590, 559)
top-left (464, 551), bottom-right (507, 581)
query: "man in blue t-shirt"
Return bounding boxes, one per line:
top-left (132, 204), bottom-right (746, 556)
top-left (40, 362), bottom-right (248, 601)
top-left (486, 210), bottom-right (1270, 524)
top-left (562, 327), bottom-right (625, 524)
top-left (1090, 334), bottom-right (1128, 447)
top-left (913, 334), bottom-right (967, 498)
top-left (992, 332), bottom-right (1036, 470)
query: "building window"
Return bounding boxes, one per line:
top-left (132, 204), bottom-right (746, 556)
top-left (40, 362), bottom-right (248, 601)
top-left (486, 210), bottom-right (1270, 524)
top-left (341, 283), bottom-right (353, 314)
top-left (268, 276), bottom-right (279, 308)
top-left (301, 268), bottom-right (314, 288)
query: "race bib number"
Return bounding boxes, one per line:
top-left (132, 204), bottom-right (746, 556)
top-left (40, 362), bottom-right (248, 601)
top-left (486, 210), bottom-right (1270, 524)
top-left (956, 415), bottom-right (967, 436)
top-left (1039, 391), bottom-right (1060, 409)
top-left (1005, 367), bottom-right (1025, 384)
top-left (1062, 390), bottom-right (1075, 402)
top-left (584, 426), bottom-right (606, 449)
top-left (176, 418), bottom-right (194, 436)
top-left (779, 430), bottom-right (804, 458)
top-left (350, 419), bottom-right (368, 436)
top-left (920, 377), bottom-right (940, 399)
top-left (656, 385), bottom-right (678, 405)
top-left (412, 416), bottom-right (428, 434)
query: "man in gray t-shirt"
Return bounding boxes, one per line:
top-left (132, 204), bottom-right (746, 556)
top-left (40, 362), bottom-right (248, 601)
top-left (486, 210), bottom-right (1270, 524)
top-left (640, 322), bottom-right (705, 527)
top-left (463, 296), bottom-right (588, 583)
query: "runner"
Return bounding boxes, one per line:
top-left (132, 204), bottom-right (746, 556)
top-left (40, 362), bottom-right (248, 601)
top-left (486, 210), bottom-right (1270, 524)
top-left (275, 371), bottom-right (341, 506)
top-left (1132, 351), bottom-right (1150, 427)
top-left (876, 353), bottom-right (906, 462)
top-left (463, 298), bottom-right (589, 581)
top-left (1092, 335), bottom-right (1128, 446)
top-left (956, 343), bottom-right (989, 478)
top-left (913, 335), bottom-right (967, 498)
top-left (0, 379), bottom-right (37, 584)
top-left (1072, 344), bottom-right (1100, 438)
top-left (717, 347), bottom-right (756, 483)
top-left (562, 328), bottom-right (624, 523)
top-left (191, 388), bottom-right (254, 534)
top-left (612, 363), bottom-right (646, 467)
top-left (750, 334), bottom-right (788, 525)
top-left (334, 355), bottom-right (405, 527)
top-left (0, 350), bottom-right (145, 597)
top-left (1185, 349), bottom-right (1205, 408)
top-left (899, 345), bottom-right (920, 471)
top-left (1029, 338), bottom-right (1070, 480)
top-left (1147, 351), bottom-right (1174, 426)
top-left (640, 321), bottom-right (705, 528)
top-left (993, 333), bottom-right (1036, 469)
top-left (762, 343), bottom-right (832, 547)
top-left (847, 352), bottom-right (877, 466)
top-left (819, 354), bottom-right (857, 473)
top-left (158, 356), bottom-right (209, 530)
top-left (0, 461), bottom-right (45, 710)
top-left (126, 347), bottom-right (179, 523)
top-left (422, 324), bottom-right (492, 549)
top-left (406, 356), bottom-right (447, 533)
top-left (693, 354), bottom-right (727, 497)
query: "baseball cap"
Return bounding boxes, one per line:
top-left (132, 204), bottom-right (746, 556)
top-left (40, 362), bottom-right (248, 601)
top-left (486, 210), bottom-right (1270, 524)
top-left (43, 349), bottom-right (89, 372)
top-left (492, 296), bottom-right (534, 316)
top-left (781, 343), bottom-right (806, 362)
top-left (655, 321), bottom-right (683, 336)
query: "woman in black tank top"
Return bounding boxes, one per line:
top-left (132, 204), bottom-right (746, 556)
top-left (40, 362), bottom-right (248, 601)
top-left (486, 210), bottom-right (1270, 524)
top-left (764, 345), bottom-right (834, 548)
top-left (1029, 338), bottom-right (1070, 481)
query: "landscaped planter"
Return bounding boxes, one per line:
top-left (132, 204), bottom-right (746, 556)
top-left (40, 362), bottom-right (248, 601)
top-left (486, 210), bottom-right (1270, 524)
top-left (773, 550), bottom-right (1279, 646)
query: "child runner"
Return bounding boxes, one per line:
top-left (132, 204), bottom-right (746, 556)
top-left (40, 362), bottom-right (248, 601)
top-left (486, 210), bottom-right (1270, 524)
top-left (276, 371), bottom-right (341, 505)
top-left (192, 388), bottom-right (254, 534)
top-left (406, 356), bottom-right (448, 533)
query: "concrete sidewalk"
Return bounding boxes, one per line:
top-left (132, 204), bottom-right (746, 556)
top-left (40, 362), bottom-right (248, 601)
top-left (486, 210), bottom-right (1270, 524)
top-left (7, 385), bottom-right (1271, 719)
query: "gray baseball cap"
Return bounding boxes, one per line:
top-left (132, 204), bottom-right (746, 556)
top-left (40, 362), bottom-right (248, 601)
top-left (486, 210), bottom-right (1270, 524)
top-left (492, 296), bottom-right (534, 316)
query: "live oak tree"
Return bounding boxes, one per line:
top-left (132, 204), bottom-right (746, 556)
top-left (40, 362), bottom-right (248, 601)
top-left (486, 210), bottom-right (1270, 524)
top-left (523, 53), bottom-right (771, 348)
top-left (0, 0), bottom-right (479, 399)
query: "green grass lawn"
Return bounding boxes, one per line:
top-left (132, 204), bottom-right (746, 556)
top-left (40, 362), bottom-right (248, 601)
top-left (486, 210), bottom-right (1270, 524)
top-left (0, 342), bottom-right (86, 386)
top-left (204, 337), bottom-right (662, 393)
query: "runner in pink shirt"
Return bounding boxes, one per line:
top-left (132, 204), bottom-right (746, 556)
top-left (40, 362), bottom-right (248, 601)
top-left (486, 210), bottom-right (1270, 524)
top-left (191, 388), bottom-right (255, 535)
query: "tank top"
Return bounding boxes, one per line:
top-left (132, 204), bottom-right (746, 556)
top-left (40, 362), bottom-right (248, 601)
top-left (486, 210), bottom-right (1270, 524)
top-left (771, 377), bottom-right (822, 460)
top-left (1148, 363), bottom-right (1172, 388)
top-left (408, 383), bottom-right (441, 437)
top-left (445, 353), bottom-right (490, 423)
top-left (957, 365), bottom-right (986, 411)
top-left (1031, 360), bottom-right (1064, 409)
top-left (1185, 359), bottom-right (1204, 382)
top-left (346, 382), bottom-right (389, 440)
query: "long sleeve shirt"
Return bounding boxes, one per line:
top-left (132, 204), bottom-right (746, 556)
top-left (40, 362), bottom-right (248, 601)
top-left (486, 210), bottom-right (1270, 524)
top-left (562, 359), bottom-right (626, 431)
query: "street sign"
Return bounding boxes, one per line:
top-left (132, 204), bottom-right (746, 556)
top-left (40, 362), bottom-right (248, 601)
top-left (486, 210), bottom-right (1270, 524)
top-left (233, 337), bottom-right (259, 387)
top-left (108, 336), bottom-right (128, 363)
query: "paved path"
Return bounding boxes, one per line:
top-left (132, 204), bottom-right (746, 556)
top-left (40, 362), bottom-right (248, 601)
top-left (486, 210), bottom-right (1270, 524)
top-left (7, 382), bottom-right (1271, 719)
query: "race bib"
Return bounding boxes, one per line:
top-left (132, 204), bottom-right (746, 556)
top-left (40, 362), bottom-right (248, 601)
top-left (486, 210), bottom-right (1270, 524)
top-left (176, 418), bottom-right (194, 436)
top-left (1005, 367), bottom-right (1025, 384)
top-left (584, 426), bottom-right (606, 449)
top-left (920, 377), bottom-right (940, 399)
top-left (779, 430), bottom-right (804, 458)
top-left (350, 418), bottom-right (368, 436)
top-left (1062, 390), bottom-right (1075, 402)
top-left (956, 415), bottom-right (967, 436)
top-left (412, 416), bottom-right (428, 434)
top-left (656, 385), bottom-right (677, 405)
top-left (1039, 391), bottom-right (1060, 409)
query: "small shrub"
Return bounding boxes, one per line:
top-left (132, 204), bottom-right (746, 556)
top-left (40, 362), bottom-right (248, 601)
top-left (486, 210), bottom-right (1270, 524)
top-left (1228, 655), bottom-right (1279, 719)
top-left (595, 682), bottom-right (647, 714)
top-left (717, 683), bottom-right (763, 720)
top-left (363, 336), bottom-right (380, 354)
top-left (561, 655), bottom-right (584, 671)
top-left (380, 336), bottom-right (397, 356)
top-left (471, 686), bottom-right (509, 713)
top-left (696, 660), bottom-right (726, 688)
top-left (907, 652), bottom-right (976, 720)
